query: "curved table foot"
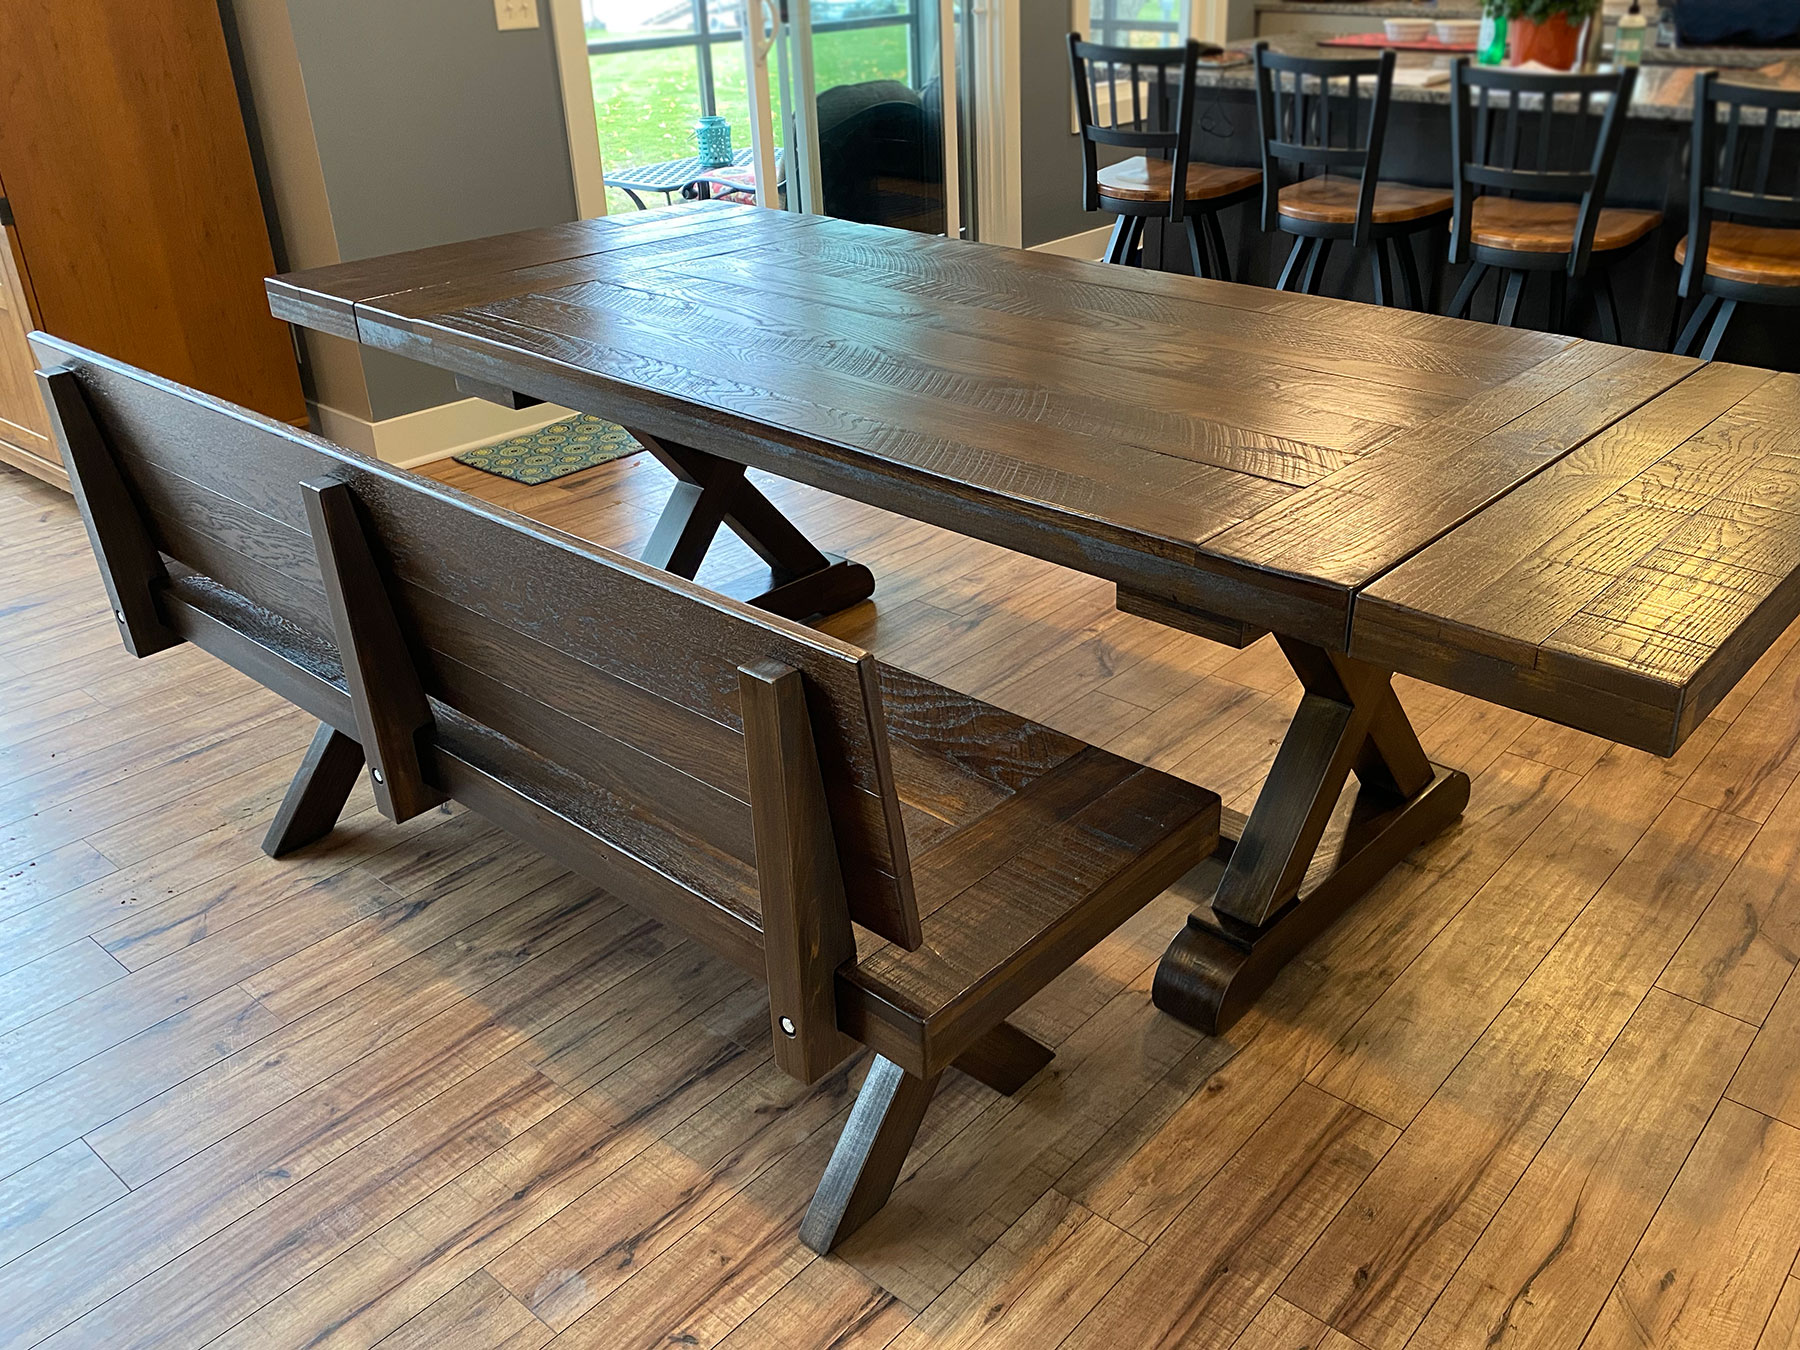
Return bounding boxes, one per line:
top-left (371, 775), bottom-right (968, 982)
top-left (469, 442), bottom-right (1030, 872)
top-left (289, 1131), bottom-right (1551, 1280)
top-left (1153, 763), bottom-right (1470, 1036)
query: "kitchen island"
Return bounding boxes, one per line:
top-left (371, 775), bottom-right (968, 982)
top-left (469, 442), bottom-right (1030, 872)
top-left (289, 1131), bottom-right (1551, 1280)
top-left (1153, 33), bottom-right (1800, 360)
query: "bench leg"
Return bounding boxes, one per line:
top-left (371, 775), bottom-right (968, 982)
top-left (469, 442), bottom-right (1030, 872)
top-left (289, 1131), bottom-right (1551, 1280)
top-left (636, 432), bottom-right (875, 623)
top-left (951, 1020), bottom-right (1054, 1096)
top-left (1151, 638), bottom-right (1470, 1036)
top-left (263, 722), bottom-right (365, 858)
top-left (801, 1057), bottom-right (939, 1254)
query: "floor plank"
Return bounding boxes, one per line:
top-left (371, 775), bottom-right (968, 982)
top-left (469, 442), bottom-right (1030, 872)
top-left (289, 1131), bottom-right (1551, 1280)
top-left (1581, 1102), bottom-right (1800, 1350)
top-left (5, 439), bottom-right (1800, 1350)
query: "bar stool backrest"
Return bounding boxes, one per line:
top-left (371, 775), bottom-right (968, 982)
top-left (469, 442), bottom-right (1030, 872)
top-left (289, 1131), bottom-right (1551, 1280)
top-left (1068, 35), bottom-right (1201, 222)
top-left (1449, 61), bottom-right (1638, 278)
top-left (1253, 42), bottom-right (1395, 248)
top-left (1680, 71), bottom-right (1800, 299)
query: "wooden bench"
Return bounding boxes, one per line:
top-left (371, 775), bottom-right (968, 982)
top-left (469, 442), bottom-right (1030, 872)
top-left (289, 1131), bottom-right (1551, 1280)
top-left (32, 333), bottom-right (1220, 1252)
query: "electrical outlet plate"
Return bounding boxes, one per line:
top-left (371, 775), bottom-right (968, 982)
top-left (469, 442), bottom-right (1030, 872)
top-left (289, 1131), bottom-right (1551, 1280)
top-left (494, 0), bottom-right (539, 30)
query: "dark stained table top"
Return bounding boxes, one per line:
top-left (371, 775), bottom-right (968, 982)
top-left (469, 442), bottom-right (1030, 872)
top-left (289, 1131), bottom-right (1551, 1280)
top-left (270, 202), bottom-right (1800, 755)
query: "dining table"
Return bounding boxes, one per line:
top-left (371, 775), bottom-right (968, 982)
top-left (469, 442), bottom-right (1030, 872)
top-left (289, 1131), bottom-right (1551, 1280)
top-left (267, 200), bottom-right (1800, 1035)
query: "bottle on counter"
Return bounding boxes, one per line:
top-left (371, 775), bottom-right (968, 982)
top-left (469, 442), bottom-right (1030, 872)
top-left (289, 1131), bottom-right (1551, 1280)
top-left (1615, 0), bottom-right (1648, 64)
top-left (1477, 0), bottom-right (1508, 64)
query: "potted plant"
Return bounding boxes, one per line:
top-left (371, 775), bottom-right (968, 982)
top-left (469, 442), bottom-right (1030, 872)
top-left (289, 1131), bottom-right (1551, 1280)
top-left (1505, 0), bottom-right (1599, 69)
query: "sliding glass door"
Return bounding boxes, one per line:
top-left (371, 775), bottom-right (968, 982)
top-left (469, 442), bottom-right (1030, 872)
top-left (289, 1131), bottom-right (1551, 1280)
top-left (742, 0), bottom-right (966, 235)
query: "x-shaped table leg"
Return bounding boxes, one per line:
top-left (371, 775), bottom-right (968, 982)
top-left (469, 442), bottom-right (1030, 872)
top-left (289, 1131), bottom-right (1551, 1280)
top-left (1153, 636), bottom-right (1470, 1035)
top-left (635, 432), bottom-right (875, 622)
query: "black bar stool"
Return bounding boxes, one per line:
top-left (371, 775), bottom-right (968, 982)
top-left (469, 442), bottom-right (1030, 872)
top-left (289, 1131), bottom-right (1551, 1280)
top-left (1674, 72), bottom-right (1800, 361)
top-left (1068, 35), bottom-right (1261, 277)
top-left (1446, 62), bottom-right (1653, 338)
top-left (1253, 43), bottom-right (1450, 307)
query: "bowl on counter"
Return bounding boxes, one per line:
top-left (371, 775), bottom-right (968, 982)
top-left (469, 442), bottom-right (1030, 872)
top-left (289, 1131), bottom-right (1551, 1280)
top-left (1435, 18), bottom-right (1481, 44)
top-left (1384, 17), bottom-right (1435, 42)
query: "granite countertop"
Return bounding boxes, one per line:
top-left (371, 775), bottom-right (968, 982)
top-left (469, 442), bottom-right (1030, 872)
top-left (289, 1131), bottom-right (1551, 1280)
top-left (1200, 31), bottom-right (1800, 120)
top-left (1252, 2), bottom-right (1480, 13)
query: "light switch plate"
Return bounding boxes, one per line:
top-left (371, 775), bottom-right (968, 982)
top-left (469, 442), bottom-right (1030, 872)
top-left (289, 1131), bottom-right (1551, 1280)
top-left (494, 0), bottom-right (539, 30)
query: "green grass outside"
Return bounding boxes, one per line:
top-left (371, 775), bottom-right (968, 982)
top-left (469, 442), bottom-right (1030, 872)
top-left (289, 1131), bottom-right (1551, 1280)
top-left (590, 26), bottom-right (910, 216)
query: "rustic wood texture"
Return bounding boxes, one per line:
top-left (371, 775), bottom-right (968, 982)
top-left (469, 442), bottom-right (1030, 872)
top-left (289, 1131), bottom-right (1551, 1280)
top-left (738, 660), bottom-right (861, 1083)
top-left (1468, 197), bottom-right (1662, 254)
top-left (260, 722), bottom-right (365, 859)
top-left (262, 203), bottom-right (1795, 764)
top-left (1676, 222), bottom-right (1800, 287)
top-left (22, 342), bottom-right (1229, 1249)
top-left (1094, 157), bottom-right (1263, 203)
top-left (1358, 363), bottom-right (1800, 753)
top-left (1277, 177), bottom-right (1453, 226)
top-left (9, 440), bottom-right (1800, 1346)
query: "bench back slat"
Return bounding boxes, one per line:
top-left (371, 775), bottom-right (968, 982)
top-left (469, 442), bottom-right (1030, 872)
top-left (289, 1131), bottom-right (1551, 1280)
top-left (33, 334), bottom-right (923, 949)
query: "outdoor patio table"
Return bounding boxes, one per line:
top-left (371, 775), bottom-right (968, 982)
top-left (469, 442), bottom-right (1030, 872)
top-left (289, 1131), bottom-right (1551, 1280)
top-left (602, 148), bottom-right (759, 210)
top-left (268, 201), bottom-right (1800, 1035)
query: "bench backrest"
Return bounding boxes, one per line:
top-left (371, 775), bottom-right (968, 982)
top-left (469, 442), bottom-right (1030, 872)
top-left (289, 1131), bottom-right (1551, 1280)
top-left (31, 336), bottom-right (924, 1019)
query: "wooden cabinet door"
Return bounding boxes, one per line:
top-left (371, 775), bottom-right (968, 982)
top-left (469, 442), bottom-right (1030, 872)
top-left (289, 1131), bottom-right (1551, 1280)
top-left (0, 0), bottom-right (305, 428)
top-left (0, 215), bottom-right (60, 488)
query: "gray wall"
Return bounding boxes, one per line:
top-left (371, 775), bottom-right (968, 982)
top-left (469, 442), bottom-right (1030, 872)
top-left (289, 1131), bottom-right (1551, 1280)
top-left (284, 0), bottom-right (579, 419)
top-left (1019, 6), bottom-right (1093, 248)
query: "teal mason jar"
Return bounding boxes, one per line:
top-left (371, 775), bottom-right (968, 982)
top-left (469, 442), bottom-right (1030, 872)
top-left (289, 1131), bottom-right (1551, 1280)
top-left (695, 116), bottom-right (733, 169)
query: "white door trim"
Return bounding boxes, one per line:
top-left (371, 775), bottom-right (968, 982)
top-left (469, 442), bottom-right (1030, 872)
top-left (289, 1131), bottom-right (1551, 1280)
top-left (970, 0), bottom-right (1020, 247)
top-left (548, 0), bottom-right (609, 217)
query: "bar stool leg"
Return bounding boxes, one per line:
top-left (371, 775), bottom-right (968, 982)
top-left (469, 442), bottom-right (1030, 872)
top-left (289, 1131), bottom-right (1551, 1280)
top-left (1302, 238), bottom-right (1334, 295)
top-left (1205, 212), bottom-right (1233, 284)
top-left (1593, 270), bottom-right (1621, 344)
top-left (1698, 298), bottom-right (1740, 361)
top-left (1496, 269), bottom-right (1526, 327)
top-left (1394, 236), bottom-right (1424, 312)
top-left (1674, 293), bottom-right (1720, 355)
top-left (1126, 217), bottom-right (1146, 267)
top-left (1276, 235), bottom-right (1312, 291)
top-left (1184, 217), bottom-right (1212, 279)
top-left (1370, 241), bottom-right (1395, 308)
top-left (1448, 262), bottom-right (1488, 319)
top-left (1102, 215), bottom-right (1134, 265)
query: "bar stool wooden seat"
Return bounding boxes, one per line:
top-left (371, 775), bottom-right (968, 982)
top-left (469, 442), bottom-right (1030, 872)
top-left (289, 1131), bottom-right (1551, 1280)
top-left (1069, 35), bottom-right (1261, 277)
top-left (1445, 61), bottom-right (1650, 338)
top-left (1254, 43), bottom-right (1451, 306)
top-left (1674, 72), bottom-right (1800, 360)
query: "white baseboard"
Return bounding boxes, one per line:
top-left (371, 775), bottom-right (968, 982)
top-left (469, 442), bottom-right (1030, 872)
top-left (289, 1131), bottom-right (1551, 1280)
top-left (311, 396), bottom-right (575, 469)
top-left (1028, 225), bottom-right (1114, 261)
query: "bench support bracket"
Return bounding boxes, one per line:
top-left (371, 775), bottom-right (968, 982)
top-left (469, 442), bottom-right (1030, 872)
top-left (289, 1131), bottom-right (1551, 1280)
top-left (637, 432), bottom-right (875, 622)
top-left (302, 476), bottom-right (447, 825)
top-left (1153, 637), bottom-right (1470, 1036)
top-left (263, 722), bottom-right (366, 858)
top-left (802, 1057), bottom-right (940, 1254)
top-left (38, 368), bottom-right (183, 659)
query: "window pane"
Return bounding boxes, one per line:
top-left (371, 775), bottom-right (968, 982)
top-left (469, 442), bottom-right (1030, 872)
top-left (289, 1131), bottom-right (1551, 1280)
top-left (1087, 0), bottom-right (1183, 46)
top-left (586, 0), bottom-right (697, 40)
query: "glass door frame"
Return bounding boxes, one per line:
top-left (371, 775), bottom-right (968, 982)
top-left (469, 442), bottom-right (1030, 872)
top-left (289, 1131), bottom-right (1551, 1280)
top-left (741, 0), bottom-right (964, 238)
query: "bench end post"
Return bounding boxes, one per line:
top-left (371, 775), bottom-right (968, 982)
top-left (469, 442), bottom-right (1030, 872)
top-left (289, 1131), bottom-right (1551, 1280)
top-left (740, 659), bottom-right (860, 1084)
top-left (37, 366), bottom-right (182, 659)
top-left (301, 475), bottom-right (445, 824)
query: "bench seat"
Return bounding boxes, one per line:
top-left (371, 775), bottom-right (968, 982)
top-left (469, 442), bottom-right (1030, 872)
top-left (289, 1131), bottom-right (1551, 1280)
top-left (37, 333), bottom-right (1220, 1253)
top-left (844, 667), bottom-right (1216, 1079)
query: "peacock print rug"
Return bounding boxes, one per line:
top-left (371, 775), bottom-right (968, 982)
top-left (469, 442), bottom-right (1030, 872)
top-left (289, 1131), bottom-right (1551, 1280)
top-left (453, 413), bottom-right (643, 485)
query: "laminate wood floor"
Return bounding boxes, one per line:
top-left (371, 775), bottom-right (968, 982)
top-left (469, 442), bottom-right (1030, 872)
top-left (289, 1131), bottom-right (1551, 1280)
top-left (3, 449), bottom-right (1799, 1350)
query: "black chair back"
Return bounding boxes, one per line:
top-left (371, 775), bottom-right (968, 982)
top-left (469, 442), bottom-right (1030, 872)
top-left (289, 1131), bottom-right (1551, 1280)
top-left (1252, 42), bottom-right (1395, 248)
top-left (1068, 35), bottom-right (1200, 222)
top-left (1680, 71), bottom-right (1800, 299)
top-left (1449, 61), bottom-right (1638, 277)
